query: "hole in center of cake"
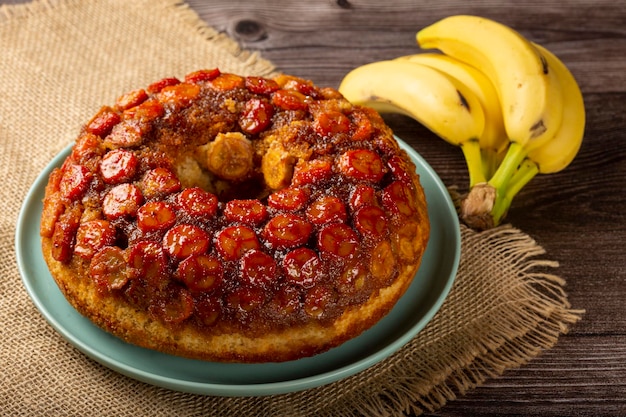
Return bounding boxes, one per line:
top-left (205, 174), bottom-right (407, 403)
top-left (177, 131), bottom-right (276, 202)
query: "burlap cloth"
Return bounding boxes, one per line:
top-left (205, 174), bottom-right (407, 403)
top-left (0, 1), bottom-right (583, 415)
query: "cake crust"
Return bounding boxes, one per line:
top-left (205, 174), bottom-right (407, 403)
top-left (40, 70), bottom-right (430, 362)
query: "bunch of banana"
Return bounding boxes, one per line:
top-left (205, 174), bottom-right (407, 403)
top-left (338, 15), bottom-right (585, 229)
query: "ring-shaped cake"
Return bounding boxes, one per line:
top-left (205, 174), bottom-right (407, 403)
top-left (40, 70), bottom-right (430, 362)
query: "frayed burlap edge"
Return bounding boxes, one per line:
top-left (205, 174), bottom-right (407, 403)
top-left (394, 225), bottom-right (585, 416)
top-left (167, 0), bottom-right (279, 78)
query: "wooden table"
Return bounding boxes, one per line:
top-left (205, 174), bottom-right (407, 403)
top-left (6, 0), bottom-right (625, 415)
top-left (188, 1), bottom-right (626, 415)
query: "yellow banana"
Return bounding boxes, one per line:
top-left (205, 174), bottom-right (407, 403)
top-left (417, 15), bottom-right (564, 189)
top-left (396, 53), bottom-right (508, 181)
top-left (490, 43), bottom-right (586, 224)
top-left (338, 59), bottom-right (487, 185)
top-left (526, 44), bottom-right (585, 174)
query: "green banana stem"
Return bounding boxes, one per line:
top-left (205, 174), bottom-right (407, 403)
top-left (488, 142), bottom-right (529, 190)
top-left (491, 158), bottom-right (539, 224)
top-left (506, 159), bottom-right (540, 202)
top-left (460, 139), bottom-right (487, 188)
top-left (487, 142), bottom-right (529, 225)
top-left (480, 148), bottom-right (499, 181)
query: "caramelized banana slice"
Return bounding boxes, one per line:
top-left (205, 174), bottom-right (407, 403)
top-left (261, 144), bottom-right (295, 190)
top-left (205, 132), bottom-right (254, 181)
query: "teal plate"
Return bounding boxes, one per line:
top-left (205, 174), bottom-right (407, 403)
top-left (15, 136), bottom-right (460, 397)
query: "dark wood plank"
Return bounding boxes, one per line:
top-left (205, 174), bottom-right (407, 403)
top-left (423, 335), bottom-right (626, 417)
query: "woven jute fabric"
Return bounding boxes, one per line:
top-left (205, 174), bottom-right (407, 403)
top-left (0, 1), bottom-right (583, 415)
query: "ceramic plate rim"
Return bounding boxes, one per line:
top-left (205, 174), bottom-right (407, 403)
top-left (15, 136), bottom-right (460, 396)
